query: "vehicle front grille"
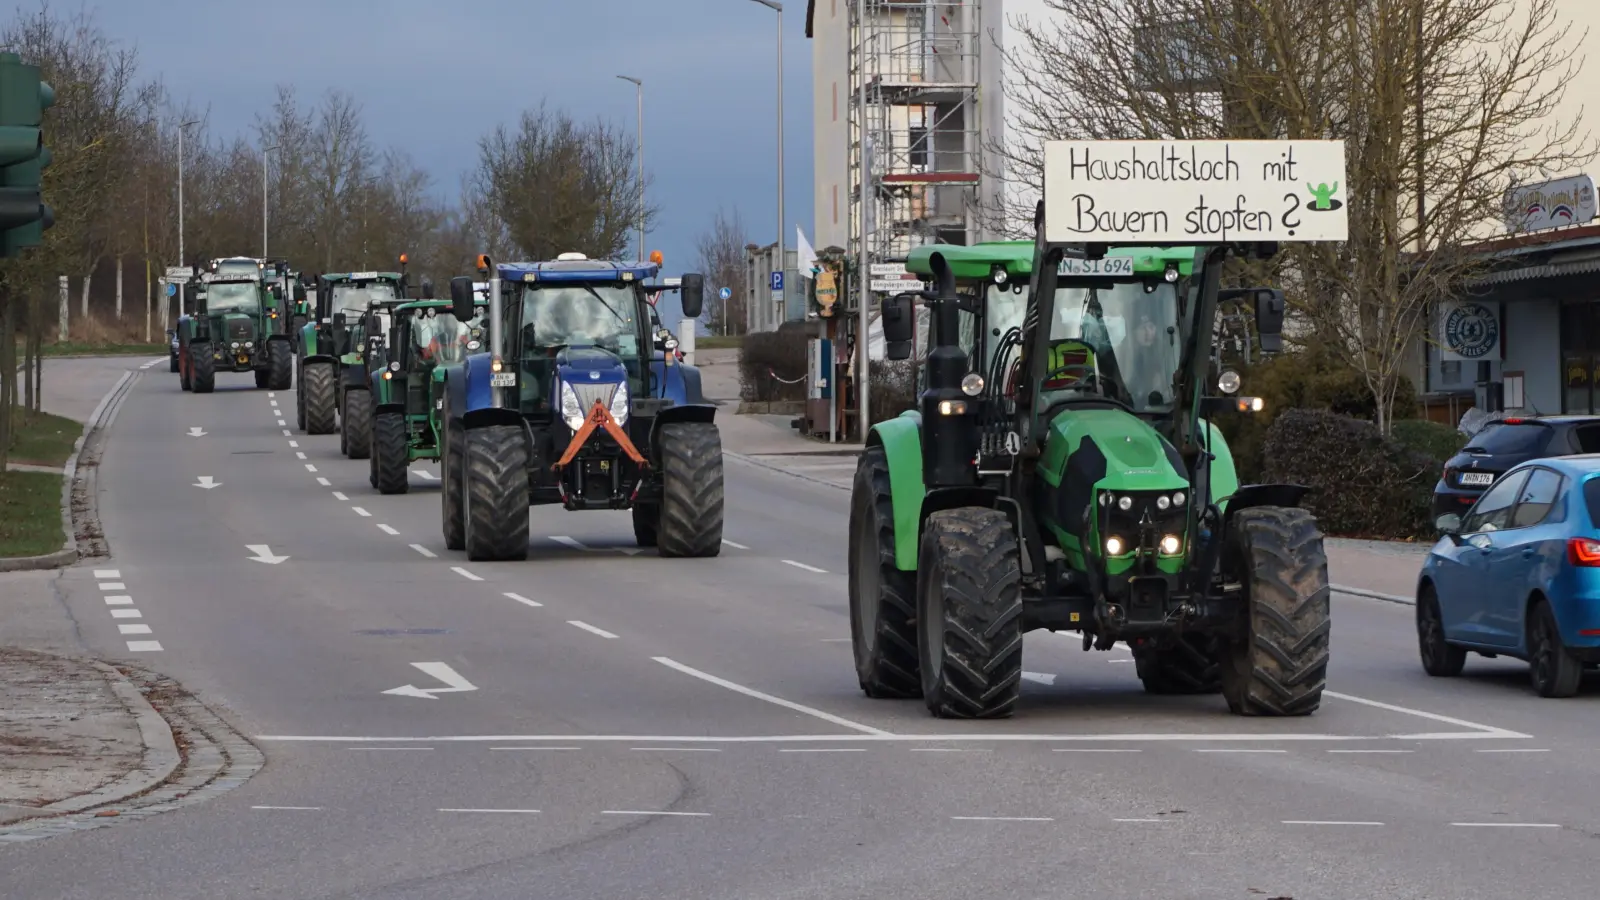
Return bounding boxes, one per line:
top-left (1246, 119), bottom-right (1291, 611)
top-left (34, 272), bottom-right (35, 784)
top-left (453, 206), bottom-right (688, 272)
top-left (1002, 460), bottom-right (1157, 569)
top-left (569, 382), bottom-right (618, 416)
top-left (226, 319), bottom-right (253, 341)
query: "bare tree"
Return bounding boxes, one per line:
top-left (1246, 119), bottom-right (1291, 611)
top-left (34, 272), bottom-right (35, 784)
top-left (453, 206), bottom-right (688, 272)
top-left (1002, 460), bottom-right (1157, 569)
top-left (694, 205), bottom-right (750, 335)
top-left (1000, 0), bottom-right (1597, 431)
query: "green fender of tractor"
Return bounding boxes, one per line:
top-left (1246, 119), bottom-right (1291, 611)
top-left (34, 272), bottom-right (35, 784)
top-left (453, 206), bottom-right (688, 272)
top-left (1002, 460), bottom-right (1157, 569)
top-left (867, 409), bottom-right (926, 572)
top-left (1201, 418), bottom-right (1242, 514)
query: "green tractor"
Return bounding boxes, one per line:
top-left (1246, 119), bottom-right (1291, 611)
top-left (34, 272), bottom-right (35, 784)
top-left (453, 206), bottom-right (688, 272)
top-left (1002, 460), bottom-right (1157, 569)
top-left (174, 257), bottom-right (299, 394)
top-left (295, 268), bottom-right (409, 446)
top-left (366, 292), bottom-right (491, 494)
top-left (848, 204), bottom-right (1332, 720)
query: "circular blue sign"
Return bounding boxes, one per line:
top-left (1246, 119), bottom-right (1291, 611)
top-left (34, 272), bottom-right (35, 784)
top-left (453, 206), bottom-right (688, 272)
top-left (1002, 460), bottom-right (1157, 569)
top-left (1444, 303), bottom-right (1499, 360)
top-left (719, 286), bottom-right (732, 302)
top-left (165, 283), bottom-right (177, 297)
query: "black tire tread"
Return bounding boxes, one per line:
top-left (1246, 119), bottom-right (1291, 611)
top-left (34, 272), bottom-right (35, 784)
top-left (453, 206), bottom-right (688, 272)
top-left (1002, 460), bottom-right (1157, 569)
top-left (267, 339), bottom-right (293, 390)
top-left (302, 363), bottom-right (336, 434)
top-left (921, 509), bottom-right (1024, 719)
top-left (190, 344), bottom-right (215, 394)
top-left (1220, 507), bottom-right (1331, 717)
top-left (373, 412), bottom-right (410, 495)
top-left (1135, 634), bottom-right (1224, 694)
top-left (847, 445), bottom-right (919, 698)
top-left (342, 388), bottom-right (372, 460)
top-left (442, 421), bottom-right (465, 551)
top-left (464, 425), bottom-right (529, 561)
top-left (656, 423), bottom-right (724, 558)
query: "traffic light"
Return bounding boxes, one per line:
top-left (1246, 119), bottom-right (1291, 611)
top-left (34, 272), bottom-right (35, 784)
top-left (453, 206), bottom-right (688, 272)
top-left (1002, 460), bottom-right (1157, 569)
top-left (0, 51), bottom-right (52, 258)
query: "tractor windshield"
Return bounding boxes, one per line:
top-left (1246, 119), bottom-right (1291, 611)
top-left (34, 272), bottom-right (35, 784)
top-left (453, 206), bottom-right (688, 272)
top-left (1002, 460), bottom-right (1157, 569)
top-left (1047, 281), bottom-right (1182, 413)
top-left (332, 282), bottom-right (397, 316)
top-left (206, 281), bottom-right (261, 315)
top-left (413, 311), bottom-right (480, 366)
top-left (518, 283), bottom-right (641, 358)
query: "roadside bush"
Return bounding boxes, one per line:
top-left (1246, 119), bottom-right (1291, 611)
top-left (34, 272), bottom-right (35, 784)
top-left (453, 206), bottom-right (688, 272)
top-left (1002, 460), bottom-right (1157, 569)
top-left (1216, 346), bottom-right (1420, 482)
top-left (1262, 408), bottom-right (1436, 539)
top-left (1390, 418), bottom-right (1466, 466)
top-left (869, 359), bottom-right (917, 425)
top-left (738, 321), bottom-right (810, 402)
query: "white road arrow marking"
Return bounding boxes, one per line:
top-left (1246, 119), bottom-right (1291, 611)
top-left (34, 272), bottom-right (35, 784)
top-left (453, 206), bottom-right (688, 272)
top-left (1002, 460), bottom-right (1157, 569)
top-left (193, 476), bottom-right (221, 490)
top-left (382, 662), bottom-right (479, 699)
top-left (246, 544), bottom-right (289, 564)
top-left (188, 427), bottom-right (207, 437)
top-left (1022, 672), bottom-right (1057, 686)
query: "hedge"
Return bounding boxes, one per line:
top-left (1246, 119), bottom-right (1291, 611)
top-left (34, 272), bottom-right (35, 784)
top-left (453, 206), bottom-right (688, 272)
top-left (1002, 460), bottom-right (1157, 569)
top-left (738, 322), bottom-right (810, 402)
top-left (1262, 407), bottom-right (1437, 539)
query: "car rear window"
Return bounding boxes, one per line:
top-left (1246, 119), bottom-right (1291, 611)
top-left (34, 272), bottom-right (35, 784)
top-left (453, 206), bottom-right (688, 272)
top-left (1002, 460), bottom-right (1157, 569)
top-left (1585, 478), bottom-right (1600, 524)
top-left (1464, 423), bottom-right (1552, 455)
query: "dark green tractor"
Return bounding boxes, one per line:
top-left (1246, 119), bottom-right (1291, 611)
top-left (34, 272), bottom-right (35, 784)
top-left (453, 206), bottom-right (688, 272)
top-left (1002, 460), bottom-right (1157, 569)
top-left (367, 292), bottom-right (491, 494)
top-left (174, 257), bottom-right (299, 394)
top-left (295, 268), bottom-right (408, 444)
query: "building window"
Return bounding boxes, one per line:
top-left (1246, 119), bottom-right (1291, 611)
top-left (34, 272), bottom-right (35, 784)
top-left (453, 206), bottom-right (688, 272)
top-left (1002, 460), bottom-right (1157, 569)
top-left (1441, 360), bottom-right (1461, 385)
top-left (1504, 370), bottom-right (1525, 409)
top-left (1560, 302), bottom-right (1600, 414)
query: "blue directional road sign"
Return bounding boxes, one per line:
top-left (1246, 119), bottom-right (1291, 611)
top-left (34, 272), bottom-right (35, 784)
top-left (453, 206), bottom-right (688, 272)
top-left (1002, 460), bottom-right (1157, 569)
top-left (719, 286), bottom-right (732, 302)
top-left (770, 271), bottom-right (784, 292)
top-left (165, 282), bottom-right (177, 297)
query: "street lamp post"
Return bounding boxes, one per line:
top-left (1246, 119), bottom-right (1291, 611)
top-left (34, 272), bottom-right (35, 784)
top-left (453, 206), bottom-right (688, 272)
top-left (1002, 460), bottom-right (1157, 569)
top-left (616, 75), bottom-right (643, 262)
top-left (177, 119), bottom-right (199, 270)
top-left (746, 0), bottom-right (784, 333)
top-left (261, 144), bottom-right (278, 258)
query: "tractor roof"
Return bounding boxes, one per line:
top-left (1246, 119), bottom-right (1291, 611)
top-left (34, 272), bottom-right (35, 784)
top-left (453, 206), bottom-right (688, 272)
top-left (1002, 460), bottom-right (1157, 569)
top-left (905, 242), bottom-right (1202, 280)
top-left (322, 271), bottom-right (404, 284)
top-left (395, 298), bottom-right (487, 313)
top-left (495, 255), bottom-right (660, 284)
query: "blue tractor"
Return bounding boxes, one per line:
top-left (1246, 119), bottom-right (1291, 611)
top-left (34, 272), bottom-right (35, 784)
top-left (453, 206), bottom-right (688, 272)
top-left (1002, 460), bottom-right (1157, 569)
top-left (439, 253), bottom-right (722, 561)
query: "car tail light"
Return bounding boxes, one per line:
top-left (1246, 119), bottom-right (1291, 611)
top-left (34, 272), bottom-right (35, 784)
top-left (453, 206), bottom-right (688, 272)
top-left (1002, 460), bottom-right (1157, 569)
top-left (1503, 417), bottom-right (1524, 424)
top-left (1567, 538), bottom-right (1600, 566)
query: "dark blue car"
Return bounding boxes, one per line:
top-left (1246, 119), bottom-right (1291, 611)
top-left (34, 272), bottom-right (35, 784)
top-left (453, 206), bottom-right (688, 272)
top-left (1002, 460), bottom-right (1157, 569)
top-left (1432, 416), bottom-right (1600, 522)
top-left (1419, 456), bottom-right (1600, 697)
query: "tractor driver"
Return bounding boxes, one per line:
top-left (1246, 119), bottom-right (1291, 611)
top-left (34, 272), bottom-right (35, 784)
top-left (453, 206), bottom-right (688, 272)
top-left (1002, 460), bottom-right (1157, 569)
top-left (1052, 291), bottom-right (1137, 408)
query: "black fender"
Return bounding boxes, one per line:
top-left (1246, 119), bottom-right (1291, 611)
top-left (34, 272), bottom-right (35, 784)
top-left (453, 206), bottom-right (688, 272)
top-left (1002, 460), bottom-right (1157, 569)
top-left (267, 333), bottom-right (291, 346)
top-left (1224, 483), bottom-right (1311, 522)
top-left (374, 401), bottom-right (405, 418)
top-left (302, 353), bottom-right (337, 369)
top-left (919, 486), bottom-right (1002, 535)
top-left (341, 366), bottom-right (371, 392)
top-left (462, 407), bottom-right (526, 432)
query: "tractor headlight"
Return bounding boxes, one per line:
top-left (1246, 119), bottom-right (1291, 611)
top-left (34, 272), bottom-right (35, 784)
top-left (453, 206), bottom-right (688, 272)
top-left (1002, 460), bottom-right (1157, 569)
top-left (960, 373), bottom-right (984, 396)
top-left (1105, 536), bottom-right (1126, 556)
top-left (1160, 534), bottom-right (1182, 555)
top-left (559, 381), bottom-right (584, 431)
top-left (938, 399), bottom-right (967, 415)
top-left (1156, 495), bottom-right (1170, 510)
top-left (230, 341), bottom-right (240, 350)
top-left (1218, 369), bottom-right (1241, 394)
top-left (609, 381), bottom-right (630, 427)
top-left (388, 361), bottom-right (400, 371)
top-left (244, 341), bottom-right (254, 350)
top-left (1172, 491), bottom-right (1186, 507)
top-left (1117, 495), bottom-right (1133, 511)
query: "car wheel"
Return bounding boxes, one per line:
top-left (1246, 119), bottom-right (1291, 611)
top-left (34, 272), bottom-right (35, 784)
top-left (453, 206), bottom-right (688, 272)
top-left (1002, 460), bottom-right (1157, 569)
top-left (1417, 584), bottom-right (1466, 677)
top-left (1528, 598), bottom-right (1583, 698)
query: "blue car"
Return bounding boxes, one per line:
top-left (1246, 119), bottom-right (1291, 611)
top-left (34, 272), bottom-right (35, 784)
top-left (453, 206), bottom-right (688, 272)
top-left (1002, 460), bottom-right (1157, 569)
top-left (1419, 456), bottom-right (1600, 697)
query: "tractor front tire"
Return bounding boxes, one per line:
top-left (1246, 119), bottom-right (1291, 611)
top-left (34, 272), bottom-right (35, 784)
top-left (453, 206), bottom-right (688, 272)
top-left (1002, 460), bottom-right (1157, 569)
top-left (1219, 507), bottom-right (1332, 717)
top-left (632, 503), bottom-right (659, 547)
top-left (302, 363), bottom-right (336, 434)
top-left (848, 445), bottom-right (919, 699)
top-left (372, 412), bottom-right (410, 495)
top-left (1134, 634), bottom-right (1224, 695)
top-left (656, 422), bottom-right (724, 558)
top-left (190, 344), bottom-right (215, 394)
top-left (463, 425), bottom-right (529, 561)
top-left (179, 351), bottom-right (192, 392)
top-left (917, 508), bottom-right (1023, 719)
top-left (169, 351), bottom-right (179, 373)
top-left (342, 388), bottom-right (372, 460)
top-left (267, 339), bottom-right (293, 390)
top-left (442, 419), bottom-right (466, 551)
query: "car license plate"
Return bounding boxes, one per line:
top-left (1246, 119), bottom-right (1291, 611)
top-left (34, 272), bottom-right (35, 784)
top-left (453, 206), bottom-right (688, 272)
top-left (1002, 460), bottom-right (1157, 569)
top-left (490, 372), bottom-right (515, 387)
top-left (1459, 472), bottom-right (1493, 486)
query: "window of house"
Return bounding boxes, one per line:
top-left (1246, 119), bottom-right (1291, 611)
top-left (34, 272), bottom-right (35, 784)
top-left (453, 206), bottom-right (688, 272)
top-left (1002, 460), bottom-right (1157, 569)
top-left (1560, 302), bottom-right (1599, 414)
top-left (1503, 370), bottom-right (1525, 408)
top-left (1440, 359), bottom-right (1461, 385)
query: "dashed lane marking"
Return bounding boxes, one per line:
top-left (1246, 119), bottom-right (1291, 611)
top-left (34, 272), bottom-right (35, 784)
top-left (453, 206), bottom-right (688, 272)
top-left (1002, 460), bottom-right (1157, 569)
top-left (282, 429), bottom-right (292, 436)
top-left (118, 624), bottom-right (153, 635)
top-left (352, 507), bottom-right (371, 517)
top-left (378, 525), bottom-right (400, 535)
top-left (332, 492), bottom-right (348, 501)
top-left (93, 569), bottom-right (120, 578)
top-left (911, 748), bottom-right (989, 753)
top-left (103, 596), bottom-right (133, 605)
top-left (451, 567), bottom-right (483, 581)
top-left (296, 452), bottom-right (307, 460)
top-left (782, 559), bottom-right (827, 574)
top-left (409, 544), bottom-right (436, 558)
top-left (652, 657), bottom-right (891, 737)
top-left (1451, 822), bottom-right (1560, 828)
top-left (97, 583), bottom-right (126, 591)
top-left (1284, 820), bottom-right (1384, 826)
top-left (568, 620), bottom-right (619, 639)
top-left (126, 641), bottom-right (163, 652)
top-left (316, 477), bottom-right (331, 486)
top-left (277, 419), bottom-right (286, 427)
top-left (305, 464), bottom-right (317, 472)
top-left (288, 440), bottom-right (298, 448)
top-left (268, 393), bottom-right (276, 398)
top-left (1476, 748), bottom-right (1549, 753)
top-left (110, 609), bottom-right (142, 619)
top-left (505, 592), bottom-right (542, 608)
top-left (602, 810), bottom-right (709, 818)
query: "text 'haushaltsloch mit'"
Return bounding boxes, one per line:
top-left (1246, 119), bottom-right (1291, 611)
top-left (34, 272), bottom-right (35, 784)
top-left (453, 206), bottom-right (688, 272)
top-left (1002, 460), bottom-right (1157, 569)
top-left (1066, 144), bottom-right (1242, 183)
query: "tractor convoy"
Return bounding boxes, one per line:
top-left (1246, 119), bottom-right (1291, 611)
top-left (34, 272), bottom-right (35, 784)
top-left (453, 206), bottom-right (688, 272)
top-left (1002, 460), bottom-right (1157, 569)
top-left (169, 137), bottom-right (1349, 727)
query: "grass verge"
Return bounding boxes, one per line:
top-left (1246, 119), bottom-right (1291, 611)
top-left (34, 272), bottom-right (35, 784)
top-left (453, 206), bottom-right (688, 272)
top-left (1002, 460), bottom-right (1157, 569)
top-left (0, 471), bottom-right (65, 558)
top-left (31, 341), bottom-right (167, 357)
top-left (7, 411), bottom-right (83, 468)
top-left (694, 335), bottom-right (742, 350)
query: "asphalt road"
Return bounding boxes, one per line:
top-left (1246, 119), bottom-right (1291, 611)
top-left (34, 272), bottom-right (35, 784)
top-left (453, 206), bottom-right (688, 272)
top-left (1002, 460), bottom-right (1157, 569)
top-left (3, 357), bottom-right (1597, 900)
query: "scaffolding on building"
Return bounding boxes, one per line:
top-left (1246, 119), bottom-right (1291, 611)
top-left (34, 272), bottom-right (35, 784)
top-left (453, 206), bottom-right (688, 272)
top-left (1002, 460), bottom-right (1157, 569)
top-left (846, 0), bottom-right (987, 272)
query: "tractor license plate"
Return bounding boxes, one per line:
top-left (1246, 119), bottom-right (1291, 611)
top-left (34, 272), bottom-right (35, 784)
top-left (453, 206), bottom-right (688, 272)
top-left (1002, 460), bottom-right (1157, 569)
top-left (1459, 472), bottom-right (1493, 486)
top-left (490, 372), bottom-right (516, 387)
top-left (1057, 256), bottom-right (1134, 277)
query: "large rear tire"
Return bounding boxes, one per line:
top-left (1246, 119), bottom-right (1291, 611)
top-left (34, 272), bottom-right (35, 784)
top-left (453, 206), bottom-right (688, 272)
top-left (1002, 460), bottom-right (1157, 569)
top-left (442, 419), bottom-right (466, 551)
top-left (342, 388), bottom-right (372, 460)
top-left (463, 425), bottom-right (529, 561)
top-left (372, 412), bottom-right (410, 495)
top-left (267, 339), bottom-right (293, 391)
top-left (656, 422), bottom-right (723, 558)
top-left (1134, 634), bottom-right (1224, 694)
top-left (302, 362), bottom-right (336, 434)
top-left (848, 445), bottom-right (920, 699)
top-left (917, 508), bottom-right (1023, 719)
top-left (190, 344), bottom-right (215, 394)
top-left (1219, 507), bottom-right (1332, 717)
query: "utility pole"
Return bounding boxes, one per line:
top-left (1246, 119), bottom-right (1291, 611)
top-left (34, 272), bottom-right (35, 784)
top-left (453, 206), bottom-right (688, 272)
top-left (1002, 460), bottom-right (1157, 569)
top-left (176, 119), bottom-right (199, 269)
top-left (746, 0), bottom-right (785, 327)
top-left (616, 75), bottom-right (644, 261)
top-left (856, 0), bottom-right (870, 443)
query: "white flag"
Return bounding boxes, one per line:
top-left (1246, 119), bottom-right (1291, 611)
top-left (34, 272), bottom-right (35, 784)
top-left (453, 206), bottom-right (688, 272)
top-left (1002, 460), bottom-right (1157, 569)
top-left (796, 226), bottom-right (819, 280)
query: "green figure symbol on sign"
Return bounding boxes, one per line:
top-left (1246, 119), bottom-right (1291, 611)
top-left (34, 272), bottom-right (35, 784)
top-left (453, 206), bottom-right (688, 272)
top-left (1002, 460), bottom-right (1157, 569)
top-left (1306, 182), bottom-right (1340, 210)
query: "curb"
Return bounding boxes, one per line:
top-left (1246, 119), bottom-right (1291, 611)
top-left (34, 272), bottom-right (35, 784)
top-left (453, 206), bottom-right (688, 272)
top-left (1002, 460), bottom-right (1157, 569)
top-left (34, 659), bottom-right (181, 816)
top-left (725, 450), bottom-right (852, 492)
top-left (1331, 583), bottom-right (1415, 606)
top-left (0, 370), bottom-right (133, 572)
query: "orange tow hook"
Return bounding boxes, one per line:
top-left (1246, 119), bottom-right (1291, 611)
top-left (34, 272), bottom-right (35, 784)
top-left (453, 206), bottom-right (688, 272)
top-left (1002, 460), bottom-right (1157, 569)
top-left (552, 400), bottom-right (646, 470)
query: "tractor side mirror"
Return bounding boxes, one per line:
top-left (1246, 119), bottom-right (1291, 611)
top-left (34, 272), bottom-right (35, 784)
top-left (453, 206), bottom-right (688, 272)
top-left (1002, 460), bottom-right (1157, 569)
top-left (679, 273), bottom-right (705, 319)
top-left (293, 282), bottom-right (306, 305)
top-left (332, 312), bottom-right (347, 328)
top-left (881, 292), bottom-right (915, 361)
top-left (1254, 288), bottom-right (1286, 352)
top-left (449, 276), bottom-right (476, 322)
top-left (421, 278), bottom-right (436, 300)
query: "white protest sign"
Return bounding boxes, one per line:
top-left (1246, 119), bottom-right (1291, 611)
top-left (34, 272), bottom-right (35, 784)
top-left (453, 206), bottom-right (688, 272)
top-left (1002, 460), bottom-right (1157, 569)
top-left (1043, 140), bottom-right (1348, 243)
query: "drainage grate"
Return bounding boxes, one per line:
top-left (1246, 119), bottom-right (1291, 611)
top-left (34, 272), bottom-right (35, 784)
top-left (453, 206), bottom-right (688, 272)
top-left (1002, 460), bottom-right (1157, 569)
top-left (353, 628), bottom-right (450, 636)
